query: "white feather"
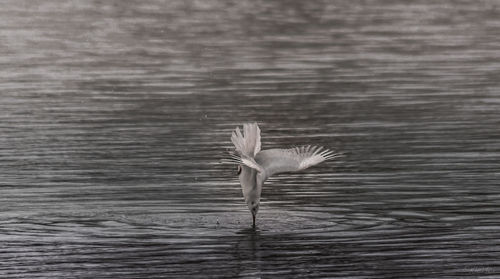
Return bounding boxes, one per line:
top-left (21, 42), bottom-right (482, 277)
top-left (255, 145), bottom-right (339, 179)
top-left (230, 122), bottom-right (262, 157)
top-left (230, 123), bottom-right (339, 180)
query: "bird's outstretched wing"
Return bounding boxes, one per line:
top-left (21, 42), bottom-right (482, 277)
top-left (255, 145), bottom-right (339, 178)
top-left (231, 123), bottom-right (261, 157)
top-left (228, 153), bottom-right (265, 173)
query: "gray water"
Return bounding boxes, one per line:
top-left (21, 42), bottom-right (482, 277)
top-left (1, 1), bottom-right (500, 278)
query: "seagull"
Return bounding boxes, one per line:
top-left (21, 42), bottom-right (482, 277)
top-left (228, 122), bottom-right (340, 228)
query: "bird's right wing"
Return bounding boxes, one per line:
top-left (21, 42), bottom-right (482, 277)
top-left (231, 123), bottom-right (261, 157)
top-left (229, 122), bottom-right (265, 173)
top-left (255, 146), bottom-right (339, 178)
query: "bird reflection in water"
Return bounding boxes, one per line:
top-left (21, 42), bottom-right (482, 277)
top-left (234, 227), bottom-right (263, 278)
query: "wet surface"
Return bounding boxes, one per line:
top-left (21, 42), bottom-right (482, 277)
top-left (1, 0), bottom-right (500, 278)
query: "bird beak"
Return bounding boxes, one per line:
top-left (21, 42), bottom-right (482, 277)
top-left (252, 212), bottom-right (256, 228)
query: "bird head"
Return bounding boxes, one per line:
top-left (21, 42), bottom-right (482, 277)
top-left (237, 164), bottom-right (262, 222)
top-left (247, 198), bottom-right (260, 216)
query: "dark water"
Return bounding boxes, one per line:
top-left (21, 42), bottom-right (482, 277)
top-left (1, 1), bottom-right (500, 278)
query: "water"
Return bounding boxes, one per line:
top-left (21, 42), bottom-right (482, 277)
top-left (1, 1), bottom-right (500, 278)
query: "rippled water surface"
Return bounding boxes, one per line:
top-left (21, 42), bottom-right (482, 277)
top-left (1, 1), bottom-right (500, 278)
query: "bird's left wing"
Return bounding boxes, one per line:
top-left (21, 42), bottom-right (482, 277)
top-left (255, 145), bottom-right (339, 178)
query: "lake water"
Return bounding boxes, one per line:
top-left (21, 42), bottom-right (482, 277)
top-left (1, 1), bottom-right (500, 278)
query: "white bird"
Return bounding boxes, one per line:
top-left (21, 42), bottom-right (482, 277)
top-left (229, 122), bottom-right (340, 228)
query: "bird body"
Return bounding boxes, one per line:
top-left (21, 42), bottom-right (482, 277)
top-left (230, 123), bottom-right (339, 227)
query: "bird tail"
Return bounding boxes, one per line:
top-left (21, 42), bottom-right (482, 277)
top-left (231, 122), bottom-right (261, 157)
